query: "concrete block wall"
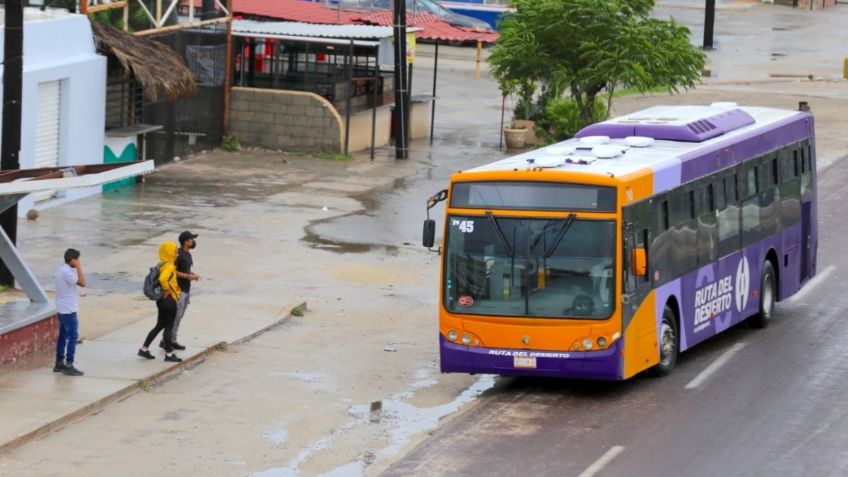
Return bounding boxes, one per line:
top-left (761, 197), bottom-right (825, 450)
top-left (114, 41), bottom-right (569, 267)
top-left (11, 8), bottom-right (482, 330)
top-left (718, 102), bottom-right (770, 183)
top-left (773, 0), bottom-right (837, 9)
top-left (229, 87), bottom-right (343, 153)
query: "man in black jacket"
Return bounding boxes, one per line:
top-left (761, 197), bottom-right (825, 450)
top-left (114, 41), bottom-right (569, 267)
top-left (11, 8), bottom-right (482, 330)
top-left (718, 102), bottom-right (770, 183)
top-left (161, 231), bottom-right (200, 350)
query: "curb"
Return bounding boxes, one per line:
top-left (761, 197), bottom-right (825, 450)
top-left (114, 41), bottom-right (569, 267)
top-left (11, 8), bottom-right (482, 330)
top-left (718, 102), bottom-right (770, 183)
top-left (0, 300), bottom-right (306, 456)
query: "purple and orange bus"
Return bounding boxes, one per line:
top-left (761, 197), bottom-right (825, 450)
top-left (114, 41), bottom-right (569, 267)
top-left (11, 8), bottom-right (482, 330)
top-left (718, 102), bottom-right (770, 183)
top-left (423, 103), bottom-right (817, 379)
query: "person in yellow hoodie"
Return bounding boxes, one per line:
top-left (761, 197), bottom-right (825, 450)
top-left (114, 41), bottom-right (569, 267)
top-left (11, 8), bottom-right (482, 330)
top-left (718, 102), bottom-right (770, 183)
top-left (138, 241), bottom-right (183, 362)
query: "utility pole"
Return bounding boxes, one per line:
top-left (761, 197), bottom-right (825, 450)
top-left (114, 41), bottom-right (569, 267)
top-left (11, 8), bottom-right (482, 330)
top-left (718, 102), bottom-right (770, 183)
top-left (393, 0), bottom-right (409, 159)
top-left (0, 0), bottom-right (23, 288)
top-left (703, 0), bottom-right (716, 50)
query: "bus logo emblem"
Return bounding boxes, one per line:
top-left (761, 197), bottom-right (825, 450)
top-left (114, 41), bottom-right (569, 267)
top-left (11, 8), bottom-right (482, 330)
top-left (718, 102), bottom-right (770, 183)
top-left (735, 257), bottom-right (750, 312)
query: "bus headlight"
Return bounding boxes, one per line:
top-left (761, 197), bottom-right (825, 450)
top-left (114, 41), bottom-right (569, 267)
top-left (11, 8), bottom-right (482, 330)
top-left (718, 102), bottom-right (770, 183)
top-left (447, 330), bottom-right (458, 342)
top-left (597, 337), bottom-right (607, 348)
top-left (582, 338), bottom-right (593, 350)
top-left (461, 334), bottom-right (472, 345)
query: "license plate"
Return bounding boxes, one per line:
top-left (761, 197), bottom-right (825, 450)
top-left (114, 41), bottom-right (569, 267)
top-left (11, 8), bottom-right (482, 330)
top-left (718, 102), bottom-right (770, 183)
top-left (513, 355), bottom-right (537, 369)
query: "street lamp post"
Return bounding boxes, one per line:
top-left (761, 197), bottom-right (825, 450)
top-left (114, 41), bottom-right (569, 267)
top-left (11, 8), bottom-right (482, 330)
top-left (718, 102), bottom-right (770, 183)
top-left (703, 0), bottom-right (716, 50)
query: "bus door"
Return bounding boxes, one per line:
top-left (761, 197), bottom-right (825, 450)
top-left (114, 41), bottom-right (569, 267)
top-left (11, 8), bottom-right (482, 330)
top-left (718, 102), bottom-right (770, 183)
top-left (623, 202), bottom-right (652, 314)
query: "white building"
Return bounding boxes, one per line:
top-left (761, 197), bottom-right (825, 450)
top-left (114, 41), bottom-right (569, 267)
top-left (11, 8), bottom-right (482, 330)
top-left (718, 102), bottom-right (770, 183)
top-left (0, 9), bottom-right (107, 217)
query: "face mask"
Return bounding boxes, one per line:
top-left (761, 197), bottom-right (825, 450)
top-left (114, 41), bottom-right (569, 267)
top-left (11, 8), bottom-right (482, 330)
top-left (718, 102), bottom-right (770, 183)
top-left (191, 240), bottom-right (197, 249)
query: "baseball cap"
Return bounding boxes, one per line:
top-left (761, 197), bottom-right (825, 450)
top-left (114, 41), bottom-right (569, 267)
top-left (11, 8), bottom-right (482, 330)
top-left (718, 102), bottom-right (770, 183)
top-left (179, 231), bottom-right (199, 244)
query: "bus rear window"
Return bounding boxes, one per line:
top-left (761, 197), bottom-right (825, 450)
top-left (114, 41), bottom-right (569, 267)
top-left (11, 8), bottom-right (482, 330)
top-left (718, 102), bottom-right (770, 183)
top-left (451, 181), bottom-right (616, 212)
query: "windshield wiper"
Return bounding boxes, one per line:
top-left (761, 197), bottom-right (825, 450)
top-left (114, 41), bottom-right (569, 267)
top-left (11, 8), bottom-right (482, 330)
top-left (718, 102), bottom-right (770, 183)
top-left (543, 213), bottom-right (577, 258)
top-left (485, 211), bottom-right (513, 257)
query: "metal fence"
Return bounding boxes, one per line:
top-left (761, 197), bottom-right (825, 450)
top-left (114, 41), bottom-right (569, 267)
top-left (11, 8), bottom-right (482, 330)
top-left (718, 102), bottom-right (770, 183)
top-left (144, 24), bottom-right (227, 164)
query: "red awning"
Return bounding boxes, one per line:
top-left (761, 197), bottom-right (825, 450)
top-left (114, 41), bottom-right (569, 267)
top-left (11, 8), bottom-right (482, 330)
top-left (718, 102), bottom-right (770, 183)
top-left (224, 0), bottom-right (498, 43)
top-left (355, 11), bottom-right (498, 43)
top-left (230, 0), bottom-right (361, 24)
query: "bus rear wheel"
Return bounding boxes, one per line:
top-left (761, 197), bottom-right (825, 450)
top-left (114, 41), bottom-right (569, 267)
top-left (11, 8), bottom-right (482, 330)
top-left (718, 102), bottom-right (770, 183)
top-left (650, 306), bottom-right (679, 377)
top-left (749, 261), bottom-right (776, 329)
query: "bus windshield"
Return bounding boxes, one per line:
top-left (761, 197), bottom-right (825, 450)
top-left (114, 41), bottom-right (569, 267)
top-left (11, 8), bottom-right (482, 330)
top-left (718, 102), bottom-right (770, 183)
top-left (444, 215), bottom-right (615, 319)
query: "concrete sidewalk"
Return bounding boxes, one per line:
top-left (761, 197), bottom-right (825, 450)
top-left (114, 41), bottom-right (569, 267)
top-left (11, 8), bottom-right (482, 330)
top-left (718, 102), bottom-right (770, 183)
top-left (0, 300), bottom-right (304, 454)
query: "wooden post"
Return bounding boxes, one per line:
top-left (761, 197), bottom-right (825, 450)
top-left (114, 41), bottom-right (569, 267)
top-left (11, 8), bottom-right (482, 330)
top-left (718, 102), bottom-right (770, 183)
top-left (475, 40), bottom-right (482, 80)
top-left (344, 40), bottom-right (354, 156)
top-left (223, 0), bottom-right (234, 136)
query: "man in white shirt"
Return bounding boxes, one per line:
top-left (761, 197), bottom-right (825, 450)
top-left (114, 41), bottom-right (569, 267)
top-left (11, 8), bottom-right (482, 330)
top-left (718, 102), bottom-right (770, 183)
top-left (54, 248), bottom-right (86, 376)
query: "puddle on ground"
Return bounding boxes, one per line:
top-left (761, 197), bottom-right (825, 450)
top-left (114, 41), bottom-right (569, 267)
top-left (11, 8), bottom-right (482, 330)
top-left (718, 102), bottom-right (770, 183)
top-left (249, 374), bottom-right (496, 477)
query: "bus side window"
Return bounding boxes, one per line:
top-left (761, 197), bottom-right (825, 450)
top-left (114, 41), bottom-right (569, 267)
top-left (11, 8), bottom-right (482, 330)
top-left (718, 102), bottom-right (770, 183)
top-left (745, 166), bottom-right (758, 198)
top-left (707, 184), bottom-right (716, 211)
top-left (770, 158), bottom-right (779, 186)
top-left (725, 174), bottom-right (738, 205)
top-left (714, 181), bottom-right (726, 210)
top-left (793, 150), bottom-right (801, 177)
top-left (781, 148), bottom-right (798, 183)
top-left (660, 200), bottom-right (669, 231)
top-left (688, 190), bottom-right (696, 219)
top-left (801, 145), bottom-right (812, 174)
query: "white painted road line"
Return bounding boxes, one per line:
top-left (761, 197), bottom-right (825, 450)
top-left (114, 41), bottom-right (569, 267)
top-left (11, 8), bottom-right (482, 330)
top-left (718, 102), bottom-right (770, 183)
top-left (685, 342), bottom-right (747, 390)
top-left (787, 265), bottom-right (836, 303)
top-left (577, 445), bottom-right (626, 477)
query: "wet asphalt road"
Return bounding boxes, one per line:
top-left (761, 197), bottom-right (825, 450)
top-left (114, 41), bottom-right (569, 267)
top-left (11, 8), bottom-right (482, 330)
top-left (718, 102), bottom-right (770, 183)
top-left (380, 158), bottom-right (848, 475)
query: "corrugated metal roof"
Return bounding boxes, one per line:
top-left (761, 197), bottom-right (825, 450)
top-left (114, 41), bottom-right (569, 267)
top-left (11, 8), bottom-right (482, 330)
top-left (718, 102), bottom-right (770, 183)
top-left (232, 19), bottom-right (395, 39)
top-left (357, 11), bottom-right (499, 43)
top-left (227, 0), bottom-right (499, 44)
top-left (233, 0), bottom-right (360, 24)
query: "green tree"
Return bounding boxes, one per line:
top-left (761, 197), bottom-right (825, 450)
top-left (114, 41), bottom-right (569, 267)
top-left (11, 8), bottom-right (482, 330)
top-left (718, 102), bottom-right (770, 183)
top-left (489, 0), bottom-right (705, 126)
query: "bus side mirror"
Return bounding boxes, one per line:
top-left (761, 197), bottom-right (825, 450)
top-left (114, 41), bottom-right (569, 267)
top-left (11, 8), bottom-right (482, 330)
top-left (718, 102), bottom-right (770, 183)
top-left (423, 219), bottom-right (436, 248)
top-left (632, 247), bottom-right (647, 277)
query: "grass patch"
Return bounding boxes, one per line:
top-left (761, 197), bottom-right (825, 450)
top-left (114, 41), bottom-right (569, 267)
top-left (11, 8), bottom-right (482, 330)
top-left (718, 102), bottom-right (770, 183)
top-left (137, 379), bottom-right (152, 392)
top-left (215, 342), bottom-right (229, 352)
top-left (291, 306), bottom-right (305, 317)
top-left (312, 151), bottom-right (353, 162)
top-left (221, 135), bottom-right (240, 152)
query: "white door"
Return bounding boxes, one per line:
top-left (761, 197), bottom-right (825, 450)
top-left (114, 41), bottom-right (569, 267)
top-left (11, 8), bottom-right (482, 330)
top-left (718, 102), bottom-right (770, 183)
top-left (32, 80), bottom-right (62, 203)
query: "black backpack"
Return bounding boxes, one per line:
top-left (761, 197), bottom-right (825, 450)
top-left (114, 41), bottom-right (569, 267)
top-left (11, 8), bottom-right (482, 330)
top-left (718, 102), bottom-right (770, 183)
top-left (143, 263), bottom-right (163, 300)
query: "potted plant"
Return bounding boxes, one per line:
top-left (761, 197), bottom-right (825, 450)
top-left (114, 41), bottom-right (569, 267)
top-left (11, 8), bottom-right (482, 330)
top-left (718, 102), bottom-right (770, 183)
top-left (503, 118), bottom-right (528, 149)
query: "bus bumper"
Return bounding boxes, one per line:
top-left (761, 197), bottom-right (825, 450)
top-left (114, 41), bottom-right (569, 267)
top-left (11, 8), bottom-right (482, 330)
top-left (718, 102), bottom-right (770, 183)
top-left (439, 336), bottom-right (623, 380)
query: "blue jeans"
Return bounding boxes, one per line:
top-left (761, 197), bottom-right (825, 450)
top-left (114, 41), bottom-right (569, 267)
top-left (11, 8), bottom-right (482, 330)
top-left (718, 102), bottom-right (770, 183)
top-left (56, 312), bottom-right (79, 365)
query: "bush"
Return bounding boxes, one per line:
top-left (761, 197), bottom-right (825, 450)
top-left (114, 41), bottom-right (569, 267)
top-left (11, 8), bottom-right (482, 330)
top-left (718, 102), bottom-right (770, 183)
top-left (540, 97), bottom-right (608, 142)
top-left (221, 136), bottom-right (240, 152)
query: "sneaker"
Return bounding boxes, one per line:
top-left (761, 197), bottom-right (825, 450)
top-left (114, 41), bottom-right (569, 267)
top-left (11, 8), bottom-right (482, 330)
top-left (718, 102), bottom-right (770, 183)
top-left (171, 342), bottom-right (186, 351)
top-left (62, 365), bottom-right (84, 376)
top-left (164, 354), bottom-right (183, 363)
top-left (137, 349), bottom-right (155, 360)
top-left (53, 363), bottom-right (67, 373)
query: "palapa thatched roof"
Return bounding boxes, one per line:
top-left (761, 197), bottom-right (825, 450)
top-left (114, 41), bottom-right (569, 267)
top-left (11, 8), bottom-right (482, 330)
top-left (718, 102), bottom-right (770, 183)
top-left (90, 20), bottom-right (197, 102)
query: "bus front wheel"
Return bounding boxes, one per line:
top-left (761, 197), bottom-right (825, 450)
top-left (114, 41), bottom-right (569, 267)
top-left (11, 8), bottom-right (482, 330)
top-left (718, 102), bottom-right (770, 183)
top-left (749, 261), bottom-right (776, 329)
top-left (650, 306), bottom-right (679, 377)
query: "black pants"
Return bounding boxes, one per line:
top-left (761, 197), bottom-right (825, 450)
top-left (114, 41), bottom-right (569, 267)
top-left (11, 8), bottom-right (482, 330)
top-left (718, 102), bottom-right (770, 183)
top-left (144, 296), bottom-right (177, 353)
